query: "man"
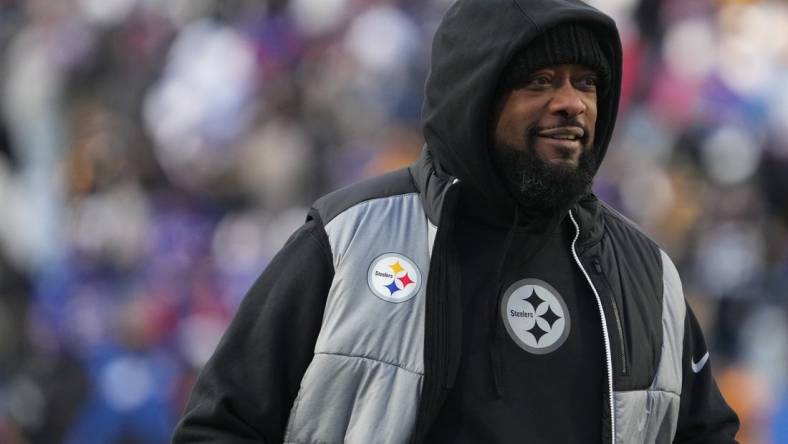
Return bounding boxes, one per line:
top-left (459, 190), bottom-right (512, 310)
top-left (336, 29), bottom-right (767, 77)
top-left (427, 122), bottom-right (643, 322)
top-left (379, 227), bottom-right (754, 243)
top-left (173, 0), bottom-right (740, 443)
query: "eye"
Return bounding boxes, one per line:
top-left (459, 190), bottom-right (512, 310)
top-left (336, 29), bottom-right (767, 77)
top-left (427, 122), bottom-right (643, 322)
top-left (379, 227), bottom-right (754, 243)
top-left (576, 74), bottom-right (598, 91)
top-left (525, 74), bottom-right (552, 89)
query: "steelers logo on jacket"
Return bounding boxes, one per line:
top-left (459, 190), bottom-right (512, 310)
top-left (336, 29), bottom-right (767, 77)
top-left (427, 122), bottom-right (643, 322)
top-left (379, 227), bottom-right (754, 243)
top-left (368, 253), bottom-right (422, 303)
top-left (501, 278), bottom-right (570, 354)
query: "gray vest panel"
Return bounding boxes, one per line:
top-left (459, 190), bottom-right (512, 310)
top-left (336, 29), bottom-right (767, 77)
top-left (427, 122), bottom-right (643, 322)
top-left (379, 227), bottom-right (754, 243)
top-left (286, 196), bottom-right (688, 444)
top-left (613, 250), bottom-right (685, 443)
top-left (613, 390), bottom-right (680, 444)
top-left (284, 353), bottom-right (422, 444)
top-left (285, 193), bottom-right (433, 444)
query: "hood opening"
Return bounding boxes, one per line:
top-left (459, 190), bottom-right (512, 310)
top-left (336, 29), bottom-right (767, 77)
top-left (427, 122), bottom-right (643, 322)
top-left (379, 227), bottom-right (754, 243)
top-left (421, 0), bottom-right (623, 223)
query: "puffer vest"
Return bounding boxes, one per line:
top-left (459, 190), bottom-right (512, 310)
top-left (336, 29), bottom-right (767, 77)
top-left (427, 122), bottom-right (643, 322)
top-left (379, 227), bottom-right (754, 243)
top-left (283, 167), bottom-right (686, 444)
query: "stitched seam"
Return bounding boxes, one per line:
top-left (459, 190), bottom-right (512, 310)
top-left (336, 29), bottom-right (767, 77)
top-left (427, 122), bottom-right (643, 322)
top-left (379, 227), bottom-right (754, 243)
top-left (322, 189), bottom-right (418, 226)
top-left (315, 351), bottom-right (423, 376)
top-left (307, 229), bottom-right (334, 273)
top-left (655, 252), bottom-right (684, 397)
top-left (324, 192), bottom-right (420, 232)
top-left (284, 359), bottom-right (323, 442)
top-left (615, 388), bottom-right (680, 397)
top-left (601, 203), bottom-right (661, 252)
top-left (325, 192), bottom-right (420, 270)
top-left (511, 0), bottom-right (541, 33)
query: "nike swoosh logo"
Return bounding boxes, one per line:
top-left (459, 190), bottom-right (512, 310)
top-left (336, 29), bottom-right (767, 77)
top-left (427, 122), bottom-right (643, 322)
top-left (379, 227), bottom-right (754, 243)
top-left (691, 352), bottom-right (710, 373)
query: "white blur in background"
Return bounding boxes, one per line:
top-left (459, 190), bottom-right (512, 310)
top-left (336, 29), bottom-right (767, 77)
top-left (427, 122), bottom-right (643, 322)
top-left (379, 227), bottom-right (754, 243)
top-left (0, 0), bottom-right (785, 443)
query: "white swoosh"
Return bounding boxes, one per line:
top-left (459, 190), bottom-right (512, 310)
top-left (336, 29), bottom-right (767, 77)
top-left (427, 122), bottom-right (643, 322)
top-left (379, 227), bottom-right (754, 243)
top-left (691, 352), bottom-right (710, 373)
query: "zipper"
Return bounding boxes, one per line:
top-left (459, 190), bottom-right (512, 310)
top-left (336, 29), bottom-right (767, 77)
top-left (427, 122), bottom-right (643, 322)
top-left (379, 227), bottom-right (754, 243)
top-left (446, 177), bottom-right (461, 387)
top-left (411, 176), bottom-right (461, 444)
top-left (568, 210), bottom-right (615, 444)
top-left (439, 177), bottom-right (460, 389)
top-left (592, 258), bottom-right (629, 376)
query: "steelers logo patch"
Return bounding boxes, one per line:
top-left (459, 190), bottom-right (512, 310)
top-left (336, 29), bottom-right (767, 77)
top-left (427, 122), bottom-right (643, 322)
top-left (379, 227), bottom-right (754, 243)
top-left (368, 253), bottom-right (422, 303)
top-left (501, 279), bottom-right (570, 354)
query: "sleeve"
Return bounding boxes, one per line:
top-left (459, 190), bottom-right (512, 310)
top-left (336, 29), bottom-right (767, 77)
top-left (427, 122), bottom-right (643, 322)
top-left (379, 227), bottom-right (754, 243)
top-left (172, 212), bottom-right (334, 443)
top-left (673, 304), bottom-right (740, 444)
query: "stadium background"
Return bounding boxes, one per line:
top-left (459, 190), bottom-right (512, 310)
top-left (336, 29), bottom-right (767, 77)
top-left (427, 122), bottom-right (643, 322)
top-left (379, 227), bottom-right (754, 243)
top-left (0, 0), bottom-right (786, 442)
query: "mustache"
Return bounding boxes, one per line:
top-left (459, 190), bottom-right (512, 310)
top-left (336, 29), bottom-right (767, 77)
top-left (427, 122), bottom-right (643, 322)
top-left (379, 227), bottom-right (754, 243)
top-left (524, 120), bottom-right (592, 155)
top-left (526, 118), bottom-right (588, 137)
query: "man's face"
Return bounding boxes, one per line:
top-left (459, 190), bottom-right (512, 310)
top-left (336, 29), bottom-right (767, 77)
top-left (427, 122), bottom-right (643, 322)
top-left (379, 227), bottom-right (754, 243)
top-left (494, 64), bottom-right (598, 167)
top-left (490, 64), bottom-right (600, 210)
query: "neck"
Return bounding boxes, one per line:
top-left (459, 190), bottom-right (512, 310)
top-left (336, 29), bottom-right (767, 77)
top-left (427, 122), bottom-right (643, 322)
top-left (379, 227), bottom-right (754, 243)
top-left (458, 184), bottom-right (570, 232)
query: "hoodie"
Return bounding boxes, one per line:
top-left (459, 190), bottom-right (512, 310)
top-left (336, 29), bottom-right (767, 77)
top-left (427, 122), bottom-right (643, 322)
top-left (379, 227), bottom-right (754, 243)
top-left (422, 0), bottom-right (621, 225)
top-left (413, 1), bottom-right (622, 440)
top-left (172, 1), bottom-right (739, 443)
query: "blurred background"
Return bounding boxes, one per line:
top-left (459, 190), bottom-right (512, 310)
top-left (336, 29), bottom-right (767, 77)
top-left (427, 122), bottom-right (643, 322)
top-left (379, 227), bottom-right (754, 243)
top-left (0, 0), bottom-right (785, 442)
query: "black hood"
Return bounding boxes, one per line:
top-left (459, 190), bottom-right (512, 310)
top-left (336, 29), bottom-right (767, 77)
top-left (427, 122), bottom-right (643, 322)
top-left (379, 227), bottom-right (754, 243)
top-left (421, 0), bottom-right (622, 221)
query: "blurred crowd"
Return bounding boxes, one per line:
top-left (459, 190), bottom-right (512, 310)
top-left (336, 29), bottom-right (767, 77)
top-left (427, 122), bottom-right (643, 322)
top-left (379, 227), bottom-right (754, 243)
top-left (0, 0), bottom-right (786, 442)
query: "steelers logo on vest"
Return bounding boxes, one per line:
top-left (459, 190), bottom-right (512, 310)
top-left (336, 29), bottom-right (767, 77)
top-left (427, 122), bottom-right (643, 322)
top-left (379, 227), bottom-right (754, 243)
top-left (368, 253), bottom-right (422, 303)
top-left (501, 278), bottom-right (571, 354)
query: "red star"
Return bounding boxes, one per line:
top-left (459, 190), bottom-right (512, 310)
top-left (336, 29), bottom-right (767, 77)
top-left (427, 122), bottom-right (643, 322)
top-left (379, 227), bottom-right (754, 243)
top-left (398, 273), bottom-right (415, 288)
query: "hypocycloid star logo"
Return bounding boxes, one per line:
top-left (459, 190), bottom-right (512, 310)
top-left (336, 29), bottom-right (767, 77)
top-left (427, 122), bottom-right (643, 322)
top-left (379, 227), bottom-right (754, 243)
top-left (368, 253), bottom-right (421, 303)
top-left (501, 278), bottom-right (571, 354)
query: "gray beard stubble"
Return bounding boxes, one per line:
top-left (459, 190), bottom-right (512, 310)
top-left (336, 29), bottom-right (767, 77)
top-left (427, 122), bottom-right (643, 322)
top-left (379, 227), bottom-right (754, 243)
top-left (490, 126), bottom-right (597, 212)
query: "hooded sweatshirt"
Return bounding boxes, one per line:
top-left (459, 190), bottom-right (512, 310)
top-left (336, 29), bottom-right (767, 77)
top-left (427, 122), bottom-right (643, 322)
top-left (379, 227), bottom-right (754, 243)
top-left (415, 2), bottom-right (620, 441)
top-left (419, 1), bottom-right (620, 441)
top-left (173, 1), bottom-right (740, 443)
top-left (420, 0), bottom-right (621, 221)
top-left (425, 205), bottom-right (605, 443)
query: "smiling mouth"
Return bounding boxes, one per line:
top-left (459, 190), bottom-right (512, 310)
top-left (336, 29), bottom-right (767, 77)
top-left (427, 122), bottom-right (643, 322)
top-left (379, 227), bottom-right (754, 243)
top-left (536, 126), bottom-right (585, 142)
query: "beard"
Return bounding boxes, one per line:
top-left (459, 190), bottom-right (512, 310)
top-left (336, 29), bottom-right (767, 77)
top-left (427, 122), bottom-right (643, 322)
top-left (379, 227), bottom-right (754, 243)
top-left (491, 128), bottom-right (597, 213)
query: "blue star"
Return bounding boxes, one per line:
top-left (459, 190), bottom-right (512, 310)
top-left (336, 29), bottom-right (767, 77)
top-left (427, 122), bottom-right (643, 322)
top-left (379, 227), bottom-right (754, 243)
top-left (385, 280), bottom-right (401, 295)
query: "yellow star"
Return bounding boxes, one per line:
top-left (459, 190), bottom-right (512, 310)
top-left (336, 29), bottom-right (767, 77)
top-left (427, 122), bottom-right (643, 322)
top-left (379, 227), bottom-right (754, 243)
top-left (389, 261), bottom-right (406, 275)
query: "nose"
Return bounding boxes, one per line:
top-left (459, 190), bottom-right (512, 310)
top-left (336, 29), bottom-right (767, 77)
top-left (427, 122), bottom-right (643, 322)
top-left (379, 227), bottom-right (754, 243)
top-left (548, 79), bottom-right (586, 117)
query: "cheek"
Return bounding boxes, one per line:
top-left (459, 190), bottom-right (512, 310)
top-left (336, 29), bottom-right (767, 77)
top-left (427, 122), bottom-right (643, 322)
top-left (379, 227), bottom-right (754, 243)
top-left (496, 115), bottom-right (520, 143)
top-left (584, 98), bottom-right (598, 128)
top-left (584, 101), bottom-right (598, 137)
top-left (494, 112), bottom-right (514, 145)
top-left (495, 105), bottom-right (536, 146)
top-left (493, 90), bottom-right (549, 147)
